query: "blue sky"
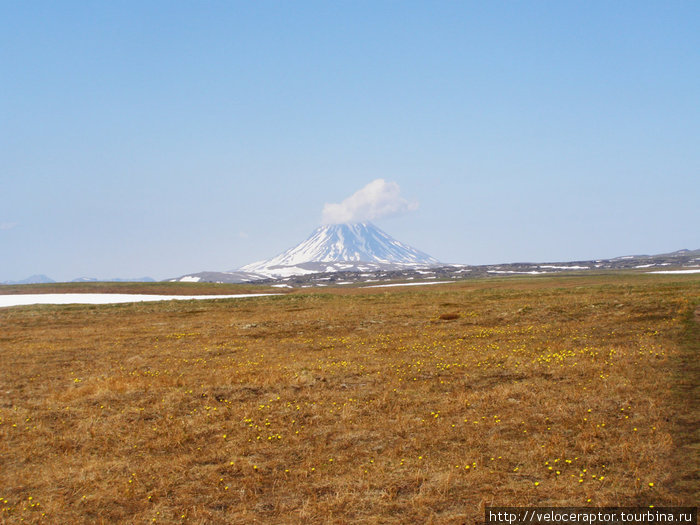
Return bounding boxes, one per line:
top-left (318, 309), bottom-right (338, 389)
top-left (2, 2), bottom-right (699, 281)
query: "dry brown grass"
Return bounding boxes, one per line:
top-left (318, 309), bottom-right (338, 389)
top-left (1, 274), bottom-right (698, 524)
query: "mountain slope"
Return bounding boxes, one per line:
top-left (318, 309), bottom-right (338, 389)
top-left (1, 274), bottom-right (56, 285)
top-left (240, 222), bottom-right (440, 278)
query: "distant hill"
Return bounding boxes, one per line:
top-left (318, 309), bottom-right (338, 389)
top-left (71, 277), bottom-right (156, 283)
top-left (1, 276), bottom-right (155, 285)
top-left (1, 274), bottom-right (56, 285)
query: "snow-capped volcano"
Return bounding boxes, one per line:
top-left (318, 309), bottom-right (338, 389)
top-left (241, 222), bottom-right (440, 278)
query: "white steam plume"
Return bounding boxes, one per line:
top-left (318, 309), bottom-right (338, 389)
top-left (321, 179), bottom-right (418, 224)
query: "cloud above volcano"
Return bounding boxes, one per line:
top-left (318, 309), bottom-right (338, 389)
top-left (321, 179), bottom-right (418, 224)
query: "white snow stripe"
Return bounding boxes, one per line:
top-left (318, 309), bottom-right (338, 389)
top-left (0, 293), bottom-right (279, 308)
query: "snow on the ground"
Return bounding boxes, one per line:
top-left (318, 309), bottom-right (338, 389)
top-left (0, 293), bottom-right (279, 308)
top-left (179, 276), bottom-right (201, 282)
top-left (256, 266), bottom-right (318, 278)
top-left (364, 281), bottom-right (454, 288)
top-left (487, 270), bottom-right (549, 275)
top-left (539, 265), bottom-right (590, 270)
top-left (648, 269), bottom-right (700, 274)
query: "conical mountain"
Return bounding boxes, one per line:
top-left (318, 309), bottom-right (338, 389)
top-left (241, 222), bottom-right (440, 278)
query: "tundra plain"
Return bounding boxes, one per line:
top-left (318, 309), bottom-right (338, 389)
top-left (1, 274), bottom-right (698, 524)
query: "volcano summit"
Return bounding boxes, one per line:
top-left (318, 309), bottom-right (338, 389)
top-left (240, 222), bottom-right (440, 278)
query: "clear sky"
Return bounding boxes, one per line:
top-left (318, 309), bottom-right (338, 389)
top-left (2, 1), bottom-right (699, 281)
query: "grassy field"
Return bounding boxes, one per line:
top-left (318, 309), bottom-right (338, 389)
top-left (1, 274), bottom-right (698, 524)
top-left (0, 281), bottom-right (281, 296)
